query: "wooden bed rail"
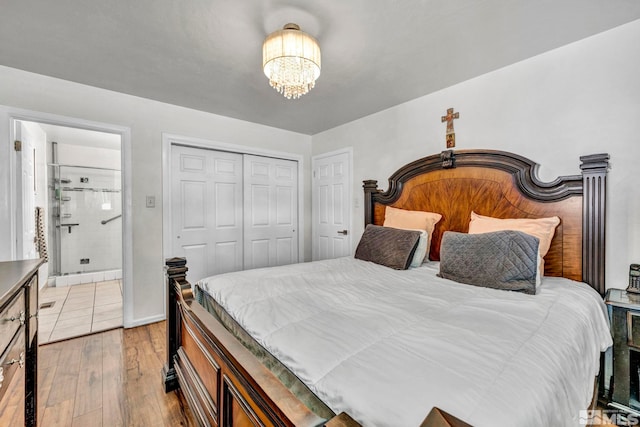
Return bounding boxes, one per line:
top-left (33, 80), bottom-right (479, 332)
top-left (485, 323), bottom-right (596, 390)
top-left (162, 257), bottom-right (334, 427)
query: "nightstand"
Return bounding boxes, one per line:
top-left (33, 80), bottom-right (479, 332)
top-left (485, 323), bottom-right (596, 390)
top-left (606, 288), bottom-right (640, 414)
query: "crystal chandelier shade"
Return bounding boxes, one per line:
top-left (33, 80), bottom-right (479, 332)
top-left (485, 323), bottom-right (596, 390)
top-left (262, 23), bottom-right (321, 100)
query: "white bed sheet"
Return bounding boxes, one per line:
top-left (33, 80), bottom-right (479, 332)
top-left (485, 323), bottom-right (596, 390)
top-left (198, 257), bottom-right (612, 427)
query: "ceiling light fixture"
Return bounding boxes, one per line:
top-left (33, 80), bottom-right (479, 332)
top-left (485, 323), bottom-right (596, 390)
top-left (262, 23), bottom-right (321, 100)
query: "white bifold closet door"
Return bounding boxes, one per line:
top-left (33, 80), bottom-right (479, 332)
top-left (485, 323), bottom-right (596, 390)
top-left (171, 146), bottom-right (298, 283)
top-left (243, 155), bottom-right (298, 269)
top-left (171, 146), bottom-right (244, 283)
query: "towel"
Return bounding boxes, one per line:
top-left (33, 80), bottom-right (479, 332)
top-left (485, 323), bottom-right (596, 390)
top-left (35, 206), bottom-right (48, 262)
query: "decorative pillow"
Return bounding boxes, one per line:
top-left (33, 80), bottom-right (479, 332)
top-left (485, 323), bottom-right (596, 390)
top-left (409, 229), bottom-right (428, 268)
top-left (468, 211), bottom-right (560, 276)
top-left (438, 230), bottom-right (540, 295)
top-left (355, 225), bottom-right (421, 270)
top-left (383, 206), bottom-right (442, 260)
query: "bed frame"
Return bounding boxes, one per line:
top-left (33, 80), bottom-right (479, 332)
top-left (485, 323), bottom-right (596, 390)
top-left (163, 149), bottom-right (609, 427)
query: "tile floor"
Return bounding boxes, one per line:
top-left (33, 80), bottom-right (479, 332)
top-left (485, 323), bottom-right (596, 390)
top-left (38, 280), bottom-right (123, 344)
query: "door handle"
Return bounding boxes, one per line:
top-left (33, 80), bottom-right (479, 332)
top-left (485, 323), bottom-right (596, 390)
top-left (337, 230), bottom-right (348, 235)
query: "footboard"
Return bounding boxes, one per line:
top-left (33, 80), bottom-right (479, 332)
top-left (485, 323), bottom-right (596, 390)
top-left (162, 257), bottom-right (353, 427)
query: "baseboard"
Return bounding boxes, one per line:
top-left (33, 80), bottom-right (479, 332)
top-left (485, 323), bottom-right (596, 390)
top-left (125, 313), bottom-right (165, 328)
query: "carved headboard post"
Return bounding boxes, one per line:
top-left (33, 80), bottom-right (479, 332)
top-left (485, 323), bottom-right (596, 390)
top-left (580, 154), bottom-right (610, 296)
top-left (363, 180), bottom-right (380, 226)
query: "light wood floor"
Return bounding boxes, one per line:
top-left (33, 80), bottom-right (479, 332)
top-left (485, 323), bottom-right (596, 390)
top-left (3, 321), bottom-right (194, 427)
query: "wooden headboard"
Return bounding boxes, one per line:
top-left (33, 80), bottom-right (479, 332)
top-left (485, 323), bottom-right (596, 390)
top-left (363, 150), bottom-right (609, 295)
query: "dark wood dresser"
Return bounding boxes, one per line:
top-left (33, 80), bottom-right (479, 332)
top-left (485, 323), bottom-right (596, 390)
top-left (0, 259), bottom-right (43, 427)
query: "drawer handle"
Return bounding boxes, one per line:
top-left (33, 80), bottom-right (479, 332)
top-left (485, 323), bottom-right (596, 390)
top-left (6, 352), bottom-right (25, 369)
top-left (5, 310), bottom-right (26, 325)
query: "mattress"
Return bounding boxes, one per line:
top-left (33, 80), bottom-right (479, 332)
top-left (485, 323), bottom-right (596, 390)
top-left (197, 257), bottom-right (612, 427)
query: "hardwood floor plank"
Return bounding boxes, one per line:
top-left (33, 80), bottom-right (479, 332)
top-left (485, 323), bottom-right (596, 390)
top-left (45, 336), bottom-right (84, 407)
top-left (40, 399), bottom-right (74, 427)
top-left (149, 317), bottom-right (166, 354)
top-left (38, 321), bottom-right (193, 427)
top-left (0, 371), bottom-right (24, 426)
top-left (73, 333), bottom-right (103, 417)
top-left (101, 329), bottom-right (125, 427)
top-left (161, 390), bottom-right (195, 427)
top-left (125, 392), bottom-right (164, 427)
top-left (37, 342), bottom-right (61, 426)
top-left (39, 342), bottom-right (62, 370)
top-left (37, 364), bottom-right (57, 426)
top-left (71, 407), bottom-right (102, 427)
top-left (122, 324), bottom-right (194, 427)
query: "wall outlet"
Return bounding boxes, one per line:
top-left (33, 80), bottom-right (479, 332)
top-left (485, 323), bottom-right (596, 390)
top-left (80, 258), bottom-right (90, 264)
top-left (146, 196), bottom-right (155, 208)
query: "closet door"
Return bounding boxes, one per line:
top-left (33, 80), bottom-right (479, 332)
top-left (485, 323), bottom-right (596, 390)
top-left (243, 155), bottom-right (298, 269)
top-left (171, 146), bottom-right (243, 283)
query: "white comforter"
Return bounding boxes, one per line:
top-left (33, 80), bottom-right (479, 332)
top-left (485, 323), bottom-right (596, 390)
top-left (198, 257), bottom-right (612, 427)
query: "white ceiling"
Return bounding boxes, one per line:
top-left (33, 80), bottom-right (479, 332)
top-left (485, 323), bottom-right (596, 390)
top-left (2, 1), bottom-right (640, 135)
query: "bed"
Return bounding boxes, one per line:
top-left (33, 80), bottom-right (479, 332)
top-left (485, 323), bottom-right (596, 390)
top-left (163, 149), bottom-right (612, 427)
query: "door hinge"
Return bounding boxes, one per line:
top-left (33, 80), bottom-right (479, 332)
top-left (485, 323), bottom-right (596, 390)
top-left (14, 140), bottom-right (22, 151)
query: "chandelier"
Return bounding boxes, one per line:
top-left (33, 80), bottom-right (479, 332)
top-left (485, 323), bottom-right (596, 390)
top-left (262, 23), bottom-right (321, 100)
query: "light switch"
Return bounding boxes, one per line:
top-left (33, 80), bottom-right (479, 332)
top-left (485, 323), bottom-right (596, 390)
top-left (146, 196), bottom-right (155, 208)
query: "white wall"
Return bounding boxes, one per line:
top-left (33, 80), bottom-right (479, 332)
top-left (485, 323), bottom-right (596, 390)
top-left (0, 67), bottom-right (312, 325)
top-left (312, 19), bottom-right (640, 291)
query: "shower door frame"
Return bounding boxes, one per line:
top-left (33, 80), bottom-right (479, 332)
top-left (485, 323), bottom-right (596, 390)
top-left (4, 106), bottom-right (135, 328)
top-left (50, 163), bottom-right (123, 277)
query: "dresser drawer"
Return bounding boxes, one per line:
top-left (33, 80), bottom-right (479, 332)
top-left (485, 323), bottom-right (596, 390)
top-left (0, 291), bottom-right (25, 353)
top-left (0, 326), bottom-right (26, 403)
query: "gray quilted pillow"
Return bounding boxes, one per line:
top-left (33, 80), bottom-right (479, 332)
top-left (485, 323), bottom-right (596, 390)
top-left (355, 225), bottom-right (421, 270)
top-left (438, 230), bottom-right (539, 295)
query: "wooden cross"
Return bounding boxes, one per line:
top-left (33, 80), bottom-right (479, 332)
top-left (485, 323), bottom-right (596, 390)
top-left (441, 108), bottom-right (459, 148)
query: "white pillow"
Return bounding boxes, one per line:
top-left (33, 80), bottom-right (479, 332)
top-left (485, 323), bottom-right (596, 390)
top-left (409, 229), bottom-right (428, 268)
top-left (383, 206), bottom-right (442, 260)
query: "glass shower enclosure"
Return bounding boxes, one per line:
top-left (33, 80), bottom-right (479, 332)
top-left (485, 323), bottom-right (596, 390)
top-left (49, 165), bottom-right (122, 279)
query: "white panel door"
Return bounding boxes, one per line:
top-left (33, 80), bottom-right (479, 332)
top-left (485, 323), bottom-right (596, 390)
top-left (312, 150), bottom-right (352, 260)
top-left (15, 121), bottom-right (38, 259)
top-left (243, 155), bottom-right (298, 269)
top-left (171, 146), bottom-right (243, 283)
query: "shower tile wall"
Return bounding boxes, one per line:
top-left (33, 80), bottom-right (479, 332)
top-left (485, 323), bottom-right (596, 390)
top-left (58, 167), bottom-right (122, 274)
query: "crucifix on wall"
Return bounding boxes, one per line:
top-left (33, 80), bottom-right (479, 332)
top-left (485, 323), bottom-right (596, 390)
top-left (441, 108), bottom-right (459, 148)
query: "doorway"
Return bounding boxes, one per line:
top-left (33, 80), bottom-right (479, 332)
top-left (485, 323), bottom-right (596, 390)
top-left (13, 119), bottom-right (126, 344)
top-left (312, 148), bottom-right (353, 260)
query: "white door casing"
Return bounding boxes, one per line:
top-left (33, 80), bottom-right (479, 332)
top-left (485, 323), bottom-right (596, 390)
top-left (15, 121), bottom-right (37, 260)
top-left (171, 145), bottom-right (244, 284)
top-left (243, 154), bottom-right (299, 269)
top-left (312, 149), bottom-right (352, 260)
top-left (3, 108), bottom-right (134, 327)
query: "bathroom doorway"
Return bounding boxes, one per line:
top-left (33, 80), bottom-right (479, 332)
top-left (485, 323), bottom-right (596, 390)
top-left (14, 120), bottom-right (124, 343)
